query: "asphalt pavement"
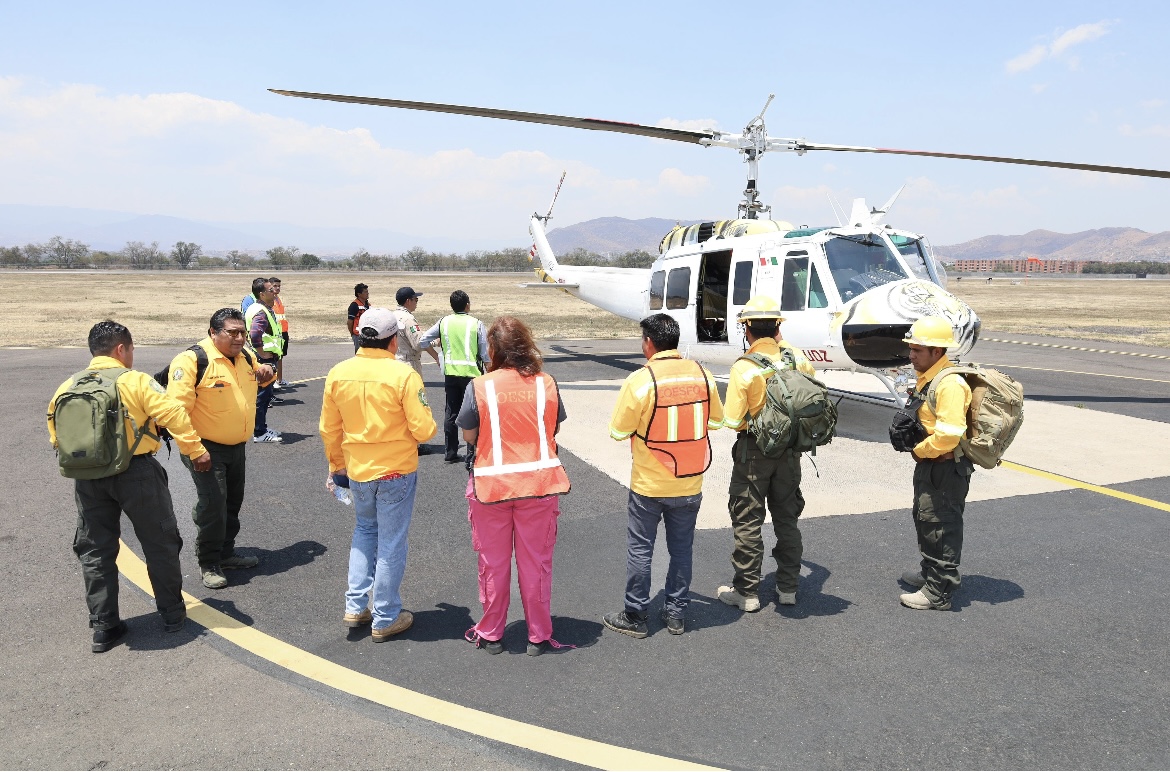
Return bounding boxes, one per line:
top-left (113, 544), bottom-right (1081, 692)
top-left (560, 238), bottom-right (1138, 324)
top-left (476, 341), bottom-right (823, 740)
top-left (2, 333), bottom-right (1168, 770)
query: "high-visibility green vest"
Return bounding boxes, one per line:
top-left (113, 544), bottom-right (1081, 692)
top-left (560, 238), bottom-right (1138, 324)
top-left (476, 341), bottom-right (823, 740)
top-left (440, 313), bottom-right (481, 377)
top-left (245, 303), bottom-right (284, 358)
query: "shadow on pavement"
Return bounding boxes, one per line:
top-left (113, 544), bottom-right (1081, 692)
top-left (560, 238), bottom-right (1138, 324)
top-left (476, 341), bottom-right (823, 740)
top-left (681, 592), bottom-right (748, 632)
top-left (266, 431), bottom-right (310, 445)
top-left (228, 540), bottom-right (328, 585)
top-left (771, 561), bottom-right (852, 619)
top-left (953, 574), bottom-right (1025, 609)
top-left (119, 612), bottom-right (198, 652)
top-left (200, 598), bottom-right (255, 626)
top-left (401, 602), bottom-right (476, 642)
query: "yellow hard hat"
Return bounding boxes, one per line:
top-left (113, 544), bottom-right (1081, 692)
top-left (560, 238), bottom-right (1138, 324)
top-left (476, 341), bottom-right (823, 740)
top-left (736, 295), bottom-right (785, 323)
top-left (904, 316), bottom-right (958, 348)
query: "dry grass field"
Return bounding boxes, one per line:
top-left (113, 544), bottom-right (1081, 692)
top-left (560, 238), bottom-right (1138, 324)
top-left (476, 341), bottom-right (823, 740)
top-left (0, 271), bottom-right (1167, 348)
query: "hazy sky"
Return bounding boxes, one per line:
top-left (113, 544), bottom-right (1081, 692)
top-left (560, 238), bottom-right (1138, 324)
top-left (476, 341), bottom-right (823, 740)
top-left (2, 1), bottom-right (1168, 246)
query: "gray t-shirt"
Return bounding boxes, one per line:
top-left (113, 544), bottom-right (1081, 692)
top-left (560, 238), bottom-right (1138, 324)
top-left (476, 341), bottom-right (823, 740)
top-left (456, 376), bottom-right (567, 431)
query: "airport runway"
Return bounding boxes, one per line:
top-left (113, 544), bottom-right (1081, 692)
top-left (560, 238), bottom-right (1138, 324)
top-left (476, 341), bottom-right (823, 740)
top-left (2, 333), bottom-right (1168, 769)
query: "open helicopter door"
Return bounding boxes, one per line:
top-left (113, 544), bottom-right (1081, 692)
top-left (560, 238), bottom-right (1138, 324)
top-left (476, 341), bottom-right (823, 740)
top-left (648, 257), bottom-right (699, 344)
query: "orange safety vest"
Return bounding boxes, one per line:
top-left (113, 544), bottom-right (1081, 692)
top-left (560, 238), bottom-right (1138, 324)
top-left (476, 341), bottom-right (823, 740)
top-left (273, 295), bottom-right (288, 332)
top-left (471, 369), bottom-right (571, 503)
top-left (637, 357), bottom-right (713, 478)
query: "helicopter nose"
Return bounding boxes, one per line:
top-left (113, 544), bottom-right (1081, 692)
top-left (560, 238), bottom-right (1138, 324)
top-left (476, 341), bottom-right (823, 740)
top-left (837, 279), bottom-right (981, 367)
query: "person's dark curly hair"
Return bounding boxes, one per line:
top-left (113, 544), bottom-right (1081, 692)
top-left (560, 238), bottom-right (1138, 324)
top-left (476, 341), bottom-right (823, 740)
top-left (485, 316), bottom-right (542, 376)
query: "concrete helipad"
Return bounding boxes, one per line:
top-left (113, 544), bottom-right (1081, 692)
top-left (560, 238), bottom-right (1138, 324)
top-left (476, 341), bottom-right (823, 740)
top-left (3, 333), bottom-right (1169, 770)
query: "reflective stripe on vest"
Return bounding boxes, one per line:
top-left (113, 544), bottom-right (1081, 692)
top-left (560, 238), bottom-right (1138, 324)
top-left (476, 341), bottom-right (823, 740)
top-left (273, 296), bottom-right (288, 331)
top-left (638, 357), bottom-right (713, 478)
top-left (440, 314), bottom-right (480, 377)
top-left (471, 370), bottom-right (571, 503)
top-left (245, 303), bottom-right (284, 358)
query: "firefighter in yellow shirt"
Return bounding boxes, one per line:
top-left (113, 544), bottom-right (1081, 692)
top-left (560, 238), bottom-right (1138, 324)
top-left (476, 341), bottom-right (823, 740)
top-left (166, 308), bottom-right (277, 591)
top-left (602, 314), bottom-right (724, 638)
top-left (48, 321), bottom-right (209, 652)
top-left (897, 316), bottom-right (973, 611)
top-left (320, 308), bottom-right (437, 641)
top-left (718, 296), bottom-right (816, 613)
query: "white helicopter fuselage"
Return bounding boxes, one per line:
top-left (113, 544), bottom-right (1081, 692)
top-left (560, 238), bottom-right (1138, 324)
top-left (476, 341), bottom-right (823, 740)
top-left (529, 215), bottom-right (981, 382)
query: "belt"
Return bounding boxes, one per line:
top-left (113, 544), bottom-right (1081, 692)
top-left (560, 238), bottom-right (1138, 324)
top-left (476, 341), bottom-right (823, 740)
top-left (921, 451), bottom-right (956, 463)
top-left (373, 472), bottom-right (405, 481)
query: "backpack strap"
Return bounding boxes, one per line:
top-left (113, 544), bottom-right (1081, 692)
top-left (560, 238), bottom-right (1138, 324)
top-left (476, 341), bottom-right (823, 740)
top-left (189, 344), bottom-right (210, 387)
top-left (925, 365), bottom-right (978, 412)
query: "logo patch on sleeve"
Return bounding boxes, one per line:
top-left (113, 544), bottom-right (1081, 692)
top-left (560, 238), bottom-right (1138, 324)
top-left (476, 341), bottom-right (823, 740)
top-left (172, 368), bottom-right (185, 381)
top-left (150, 379), bottom-right (167, 394)
top-left (417, 388), bottom-right (429, 407)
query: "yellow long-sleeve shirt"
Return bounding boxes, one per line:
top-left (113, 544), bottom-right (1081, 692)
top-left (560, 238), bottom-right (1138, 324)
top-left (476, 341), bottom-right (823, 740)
top-left (166, 338), bottom-right (272, 445)
top-left (608, 350), bottom-right (725, 498)
top-left (722, 338), bottom-right (817, 431)
top-left (319, 348), bottom-right (437, 482)
top-left (914, 355), bottom-right (972, 459)
top-left (48, 356), bottom-right (206, 459)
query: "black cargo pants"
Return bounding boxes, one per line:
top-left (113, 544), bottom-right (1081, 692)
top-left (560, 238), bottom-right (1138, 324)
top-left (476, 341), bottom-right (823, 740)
top-left (443, 374), bottom-right (474, 459)
top-left (181, 440), bottom-right (247, 568)
top-left (728, 433), bottom-right (805, 597)
top-left (72, 454), bottom-right (185, 630)
top-left (912, 456), bottom-right (974, 603)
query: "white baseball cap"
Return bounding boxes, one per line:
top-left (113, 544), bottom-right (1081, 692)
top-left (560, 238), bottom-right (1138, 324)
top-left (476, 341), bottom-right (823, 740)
top-left (356, 307), bottom-right (399, 340)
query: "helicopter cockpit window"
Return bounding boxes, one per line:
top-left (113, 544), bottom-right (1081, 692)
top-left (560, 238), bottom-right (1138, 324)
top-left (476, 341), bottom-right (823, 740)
top-left (824, 235), bottom-right (909, 302)
top-left (890, 235), bottom-right (931, 281)
top-left (666, 267), bottom-right (691, 310)
top-left (649, 270), bottom-right (665, 310)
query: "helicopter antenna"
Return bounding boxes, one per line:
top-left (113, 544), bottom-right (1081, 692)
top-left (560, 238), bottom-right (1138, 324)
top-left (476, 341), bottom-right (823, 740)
top-left (737, 93), bottom-right (776, 220)
top-left (542, 170), bottom-right (567, 222)
top-left (870, 184), bottom-right (905, 224)
top-left (827, 191), bottom-right (846, 226)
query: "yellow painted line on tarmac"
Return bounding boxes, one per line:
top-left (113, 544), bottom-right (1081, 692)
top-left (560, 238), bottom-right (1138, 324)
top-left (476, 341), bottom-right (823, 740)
top-left (288, 375), bottom-right (326, 384)
top-left (115, 544), bottom-right (718, 772)
top-left (1001, 461), bottom-right (1170, 512)
top-left (980, 363), bottom-right (1170, 385)
top-left (983, 337), bottom-right (1170, 361)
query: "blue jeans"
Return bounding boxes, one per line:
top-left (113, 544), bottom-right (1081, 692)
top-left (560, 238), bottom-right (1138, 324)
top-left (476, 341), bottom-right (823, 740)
top-left (624, 490), bottom-right (702, 618)
top-left (254, 365), bottom-right (276, 436)
top-left (348, 473), bottom-right (417, 628)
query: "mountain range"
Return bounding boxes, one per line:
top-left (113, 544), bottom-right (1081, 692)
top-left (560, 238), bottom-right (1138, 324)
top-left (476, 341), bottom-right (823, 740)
top-left (3, 204), bottom-right (1168, 262)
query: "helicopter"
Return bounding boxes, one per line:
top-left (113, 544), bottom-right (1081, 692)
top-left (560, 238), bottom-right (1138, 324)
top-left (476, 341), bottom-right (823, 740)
top-left (269, 89), bottom-right (1170, 405)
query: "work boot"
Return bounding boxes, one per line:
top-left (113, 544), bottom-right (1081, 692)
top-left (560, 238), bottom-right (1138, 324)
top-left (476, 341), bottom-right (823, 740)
top-left (221, 554), bottom-right (260, 570)
top-left (371, 610), bottom-right (413, 641)
top-left (901, 570), bottom-right (926, 588)
top-left (526, 641), bottom-right (547, 656)
top-left (201, 565), bottom-right (228, 590)
top-left (776, 591), bottom-right (797, 606)
top-left (717, 585), bottom-right (761, 612)
top-left (343, 608), bottom-right (372, 628)
top-left (163, 613), bottom-right (186, 634)
top-left (899, 590), bottom-right (951, 611)
top-left (91, 621), bottom-right (128, 653)
top-left (659, 609), bottom-right (685, 635)
top-left (602, 611), bottom-right (648, 639)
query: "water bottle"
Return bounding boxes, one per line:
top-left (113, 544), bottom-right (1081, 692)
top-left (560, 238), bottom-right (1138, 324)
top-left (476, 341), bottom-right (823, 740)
top-left (327, 472), bottom-right (352, 506)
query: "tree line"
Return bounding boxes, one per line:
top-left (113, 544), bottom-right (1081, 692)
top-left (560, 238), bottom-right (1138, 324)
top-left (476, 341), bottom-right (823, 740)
top-left (0, 238), bottom-right (658, 271)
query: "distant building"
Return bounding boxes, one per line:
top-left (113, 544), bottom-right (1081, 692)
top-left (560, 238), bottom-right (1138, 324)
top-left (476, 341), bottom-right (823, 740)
top-left (951, 258), bottom-right (1085, 274)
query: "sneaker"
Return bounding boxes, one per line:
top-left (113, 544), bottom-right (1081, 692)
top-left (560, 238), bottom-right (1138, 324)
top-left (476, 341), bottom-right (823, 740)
top-left (201, 565), bottom-right (228, 590)
top-left (717, 585), bottom-right (761, 612)
top-left (659, 609), bottom-right (685, 635)
top-left (526, 640), bottom-right (547, 656)
top-left (253, 430), bottom-right (283, 443)
top-left (269, 395), bottom-right (285, 406)
top-left (602, 611), bottom-right (648, 639)
top-left (221, 554), bottom-right (260, 570)
top-left (91, 621), bottom-right (128, 653)
top-left (899, 590), bottom-right (951, 611)
top-left (371, 610), bottom-right (413, 641)
top-left (343, 608), bottom-right (372, 628)
top-left (163, 613), bottom-right (186, 634)
top-left (900, 570), bottom-right (926, 588)
top-left (777, 591), bottom-right (797, 606)
top-left (277, 380), bottom-right (292, 388)
top-left (479, 638), bottom-right (504, 655)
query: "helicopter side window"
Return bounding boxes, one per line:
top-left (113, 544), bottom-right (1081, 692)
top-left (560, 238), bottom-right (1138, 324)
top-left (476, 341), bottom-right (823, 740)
top-left (824, 235), bottom-right (909, 302)
top-left (666, 267), bottom-right (691, 310)
top-left (649, 270), bottom-right (665, 310)
top-left (732, 261), bottom-right (753, 305)
top-left (781, 256), bottom-right (809, 312)
top-left (891, 235), bottom-right (931, 281)
top-left (809, 264), bottom-right (828, 309)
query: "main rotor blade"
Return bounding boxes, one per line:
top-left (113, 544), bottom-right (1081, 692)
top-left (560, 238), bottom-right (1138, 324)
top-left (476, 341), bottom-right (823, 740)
top-left (269, 89), bottom-right (714, 144)
top-left (798, 142), bottom-right (1170, 179)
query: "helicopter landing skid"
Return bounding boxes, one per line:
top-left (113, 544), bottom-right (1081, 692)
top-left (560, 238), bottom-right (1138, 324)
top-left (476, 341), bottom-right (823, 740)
top-left (828, 366), bottom-right (912, 408)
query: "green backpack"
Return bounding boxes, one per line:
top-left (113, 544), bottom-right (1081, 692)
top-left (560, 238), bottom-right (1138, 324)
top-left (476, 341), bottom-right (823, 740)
top-left (740, 350), bottom-right (837, 457)
top-left (51, 368), bottom-right (156, 480)
top-left (926, 364), bottom-right (1024, 470)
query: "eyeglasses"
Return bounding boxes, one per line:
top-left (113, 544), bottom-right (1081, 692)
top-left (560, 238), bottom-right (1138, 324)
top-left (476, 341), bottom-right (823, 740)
top-left (217, 330), bottom-right (248, 339)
